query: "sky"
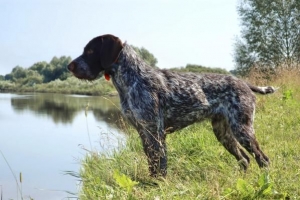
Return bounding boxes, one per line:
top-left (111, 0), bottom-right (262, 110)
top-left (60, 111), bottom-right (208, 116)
top-left (0, 0), bottom-right (241, 75)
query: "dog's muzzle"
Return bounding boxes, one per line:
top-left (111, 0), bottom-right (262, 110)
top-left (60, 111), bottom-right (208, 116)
top-left (67, 57), bottom-right (97, 80)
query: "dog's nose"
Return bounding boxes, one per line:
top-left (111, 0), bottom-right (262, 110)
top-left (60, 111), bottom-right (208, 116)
top-left (67, 62), bottom-right (75, 71)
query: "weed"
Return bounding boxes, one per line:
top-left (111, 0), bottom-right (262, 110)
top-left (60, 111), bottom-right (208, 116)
top-left (282, 89), bottom-right (293, 101)
top-left (224, 172), bottom-right (288, 199)
top-left (113, 170), bottom-right (139, 194)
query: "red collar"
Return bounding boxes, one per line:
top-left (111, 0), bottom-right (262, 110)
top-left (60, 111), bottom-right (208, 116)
top-left (105, 57), bottom-right (121, 81)
top-left (104, 73), bottom-right (110, 81)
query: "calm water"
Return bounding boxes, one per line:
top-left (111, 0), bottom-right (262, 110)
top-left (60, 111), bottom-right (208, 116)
top-left (0, 92), bottom-right (124, 200)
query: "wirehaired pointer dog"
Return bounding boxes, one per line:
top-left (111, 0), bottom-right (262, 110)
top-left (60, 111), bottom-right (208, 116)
top-left (68, 34), bottom-right (275, 177)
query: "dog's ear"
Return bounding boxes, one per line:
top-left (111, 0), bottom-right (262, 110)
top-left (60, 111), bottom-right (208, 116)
top-left (100, 35), bottom-right (123, 69)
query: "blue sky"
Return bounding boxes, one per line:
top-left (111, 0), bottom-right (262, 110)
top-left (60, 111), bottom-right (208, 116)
top-left (0, 0), bottom-right (240, 75)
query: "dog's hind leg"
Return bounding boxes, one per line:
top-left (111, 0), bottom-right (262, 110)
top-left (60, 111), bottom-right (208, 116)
top-left (229, 109), bottom-right (270, 168)
top-left (212, 115), bottom-right (250, 170)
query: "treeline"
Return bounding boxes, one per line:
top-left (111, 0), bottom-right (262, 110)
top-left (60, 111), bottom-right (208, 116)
top-left (169, 64), bottom-right (229, 74)
top-left (0, 46), bottom-right (229, 95)
top-left (0, 55), bottom-right (116, 95)
top-left (0, 56), bottom-right (72, 86)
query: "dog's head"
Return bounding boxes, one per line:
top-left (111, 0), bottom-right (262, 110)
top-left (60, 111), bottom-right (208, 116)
top-left (67, 34), bottom-right (123, 80)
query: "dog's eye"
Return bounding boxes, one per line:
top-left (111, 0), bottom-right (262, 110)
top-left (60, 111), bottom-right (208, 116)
top-left (86, 49), bottom-right (93, 55)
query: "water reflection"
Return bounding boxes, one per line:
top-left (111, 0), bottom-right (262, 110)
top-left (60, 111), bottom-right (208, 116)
top-left (0, 93), bottom-right (124, 200)
top-left (10, 93), bottom-right (123, 126)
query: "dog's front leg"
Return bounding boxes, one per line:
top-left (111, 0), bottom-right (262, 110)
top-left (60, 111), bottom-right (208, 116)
top-left (138, 128), bottom-right (167, 177)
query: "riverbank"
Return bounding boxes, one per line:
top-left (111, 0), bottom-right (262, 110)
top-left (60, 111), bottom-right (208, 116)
top-left (0, 77), bottom-right (117, 96)
top-left (76, 69), bottom-right (300, 199)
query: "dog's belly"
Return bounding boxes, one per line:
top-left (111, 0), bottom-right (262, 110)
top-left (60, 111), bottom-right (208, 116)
top-left (163, 102), bottom-right (212, 133)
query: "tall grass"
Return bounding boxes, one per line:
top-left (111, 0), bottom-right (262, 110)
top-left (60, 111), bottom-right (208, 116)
top-left (77, 69), bottom-right (300, 199)
top-left (0, 150), bottom-right (24, 200)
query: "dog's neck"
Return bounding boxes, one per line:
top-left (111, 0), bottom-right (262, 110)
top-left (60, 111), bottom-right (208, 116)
top-left (109, 43), bottom-right (155, 95)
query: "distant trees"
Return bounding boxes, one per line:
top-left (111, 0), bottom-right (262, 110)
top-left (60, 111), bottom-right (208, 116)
top-left (2, 46), bottom-right (158, 86)
top-left (234, 0), bottom-right (300, 75)
top-left (4, 56), bottom-right (72, 85)
top-left (131, 45), bottom-right (158, 67)
top-left (170, 64), bottom-right (229, 74)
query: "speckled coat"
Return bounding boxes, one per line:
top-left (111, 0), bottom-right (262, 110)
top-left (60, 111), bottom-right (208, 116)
top-left (68, 35), bottom-right (275, 177)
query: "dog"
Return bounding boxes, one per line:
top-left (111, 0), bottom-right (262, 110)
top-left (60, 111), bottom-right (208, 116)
top-left (68, 34), bottom-right (275, 177)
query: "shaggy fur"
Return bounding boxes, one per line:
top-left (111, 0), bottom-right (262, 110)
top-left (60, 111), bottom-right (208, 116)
top-left (68, 34), bottom-right (275, 177)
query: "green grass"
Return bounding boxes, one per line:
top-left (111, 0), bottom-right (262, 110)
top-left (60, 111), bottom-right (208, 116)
top-left (77, 71), bottom-right (300, 199)
top-left (0, 76), bottom-right (117, 96)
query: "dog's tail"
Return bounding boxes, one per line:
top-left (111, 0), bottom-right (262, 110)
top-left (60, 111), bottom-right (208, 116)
top-left (247, 83), bottom-right (278, 94)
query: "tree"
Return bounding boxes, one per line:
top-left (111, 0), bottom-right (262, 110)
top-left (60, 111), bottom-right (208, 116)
top-left (40, 56), bottom-right (72, 82)
top-left (234, 0), bottom-right (300, 74)
top-left (30, 61), bottom-right (48, 73)
top-left (169, 64), bottom-right (229, 74)
top-left (131, 46), bottom-right (158, 67)
top-left (11, 66), bottom-right (27, 80)
top-left (50, 56), bottom-right (72, 81)
top-left (4, 74), bottom-right (12, 81)
top-left (41, 64), bottom-right (55, 82)
top-left (17, 70), bottom-right (44, 86)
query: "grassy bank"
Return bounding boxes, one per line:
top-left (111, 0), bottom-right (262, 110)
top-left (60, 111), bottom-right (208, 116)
top-left (77, 70), bottom-right (300, 199)
top-left (0, 77), bottom-right (117, 96)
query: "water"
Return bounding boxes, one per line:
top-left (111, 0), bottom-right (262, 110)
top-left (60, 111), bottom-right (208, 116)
top-left (0, 92), bottom-right (124, 200)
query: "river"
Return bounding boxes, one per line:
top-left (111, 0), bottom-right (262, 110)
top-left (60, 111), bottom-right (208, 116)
top-left (0, 92), bottom-right (124, 200)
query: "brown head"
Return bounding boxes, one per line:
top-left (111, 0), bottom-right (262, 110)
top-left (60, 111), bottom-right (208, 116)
top-left (67, 34), bottom-right (124, 80)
